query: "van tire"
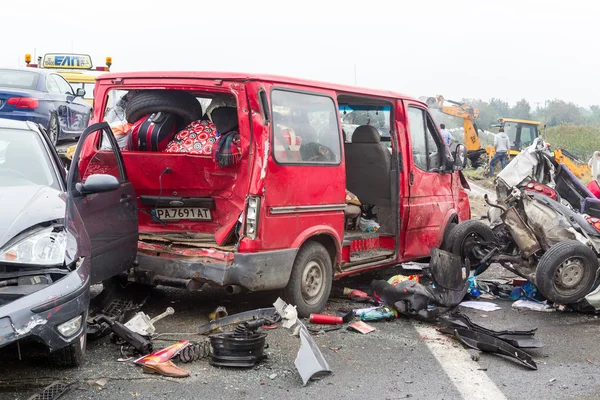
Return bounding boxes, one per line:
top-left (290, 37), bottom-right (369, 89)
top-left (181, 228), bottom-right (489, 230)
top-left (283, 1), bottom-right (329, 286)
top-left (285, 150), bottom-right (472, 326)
top-left (450, 220), bottom-right (495, 276)
top-left (283, 242), bottom-right (333, 318)
top-left (48, 330), bottom-right (86, 368)
top-left (125, 90), bottom-right (203, 128)
top-left (535, 240), bottom-right (598, 304)
top-left (441, 222), bottom-right (457, 251)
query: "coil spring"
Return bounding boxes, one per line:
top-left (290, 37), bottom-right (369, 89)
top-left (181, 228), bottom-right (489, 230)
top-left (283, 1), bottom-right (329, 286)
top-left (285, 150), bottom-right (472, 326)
top-left (178, 341), bottom-right (211, 363)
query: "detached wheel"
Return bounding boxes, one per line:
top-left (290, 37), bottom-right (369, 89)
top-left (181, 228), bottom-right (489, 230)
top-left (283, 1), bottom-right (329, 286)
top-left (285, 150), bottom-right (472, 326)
top-left (125, 90), bottom-right (202, 128)
top-left (283, 242), bottom-right (333, 317)
top-left (450, 220), bottom-right (496, 276)
top-left (441, 222), bottom-right (457, 251)
top-left (535, 240), bottom-right (599, 304)
top-left (49, 330), bottom-right (86, 367)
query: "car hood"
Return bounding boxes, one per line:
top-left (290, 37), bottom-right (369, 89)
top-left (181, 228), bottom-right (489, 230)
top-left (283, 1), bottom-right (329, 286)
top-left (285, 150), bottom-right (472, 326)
top-left (0, 185), bottom-right (65, 249)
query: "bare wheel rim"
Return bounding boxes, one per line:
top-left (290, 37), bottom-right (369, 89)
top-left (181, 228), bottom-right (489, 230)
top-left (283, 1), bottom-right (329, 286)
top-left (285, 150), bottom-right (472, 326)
top-left (554, 257), bottom-right (585, 291)
top-left (49, 116), bottom-right (58, 143)
top-left (301, 260), bottom-right (325, 305)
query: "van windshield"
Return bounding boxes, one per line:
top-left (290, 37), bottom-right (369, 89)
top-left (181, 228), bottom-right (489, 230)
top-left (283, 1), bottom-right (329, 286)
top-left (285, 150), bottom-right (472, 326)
top-left (340, 105), bottom-right (391, 143)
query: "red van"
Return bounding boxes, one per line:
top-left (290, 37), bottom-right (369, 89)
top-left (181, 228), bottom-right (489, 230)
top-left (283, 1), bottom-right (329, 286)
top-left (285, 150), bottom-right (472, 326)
top-left (70, 72), bottom-right (471, 317)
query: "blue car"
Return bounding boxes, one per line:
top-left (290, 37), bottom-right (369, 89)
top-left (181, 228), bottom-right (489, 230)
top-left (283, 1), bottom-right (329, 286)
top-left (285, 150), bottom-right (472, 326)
top-left (0, 68), bottom-right (92, 145)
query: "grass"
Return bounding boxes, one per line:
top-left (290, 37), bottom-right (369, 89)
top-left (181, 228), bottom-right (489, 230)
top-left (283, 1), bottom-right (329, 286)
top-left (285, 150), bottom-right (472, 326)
top-left (544, 124), bottom-right (600, 161)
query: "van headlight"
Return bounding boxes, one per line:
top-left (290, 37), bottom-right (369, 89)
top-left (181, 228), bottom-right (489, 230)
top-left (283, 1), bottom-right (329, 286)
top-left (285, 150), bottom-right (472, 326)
top-left (0, 227), bottom-right (66, 265)
top-left (57, 315), bottom-right (82, 338)
top-left (245, 196), bottom-right (261, 239)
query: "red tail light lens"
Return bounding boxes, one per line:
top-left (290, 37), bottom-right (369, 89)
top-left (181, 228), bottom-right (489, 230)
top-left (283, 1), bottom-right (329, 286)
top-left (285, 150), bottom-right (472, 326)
top-left (586, 217), bottom-right (600, 233)
top-left (525, 181), bottom-right (558, 200)
top-left (7, 97), bottom-right (38, 109)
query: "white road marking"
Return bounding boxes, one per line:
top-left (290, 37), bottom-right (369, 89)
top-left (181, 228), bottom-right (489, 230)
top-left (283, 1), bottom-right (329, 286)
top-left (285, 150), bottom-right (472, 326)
top-left (412, 322), bottom-right (508, 400)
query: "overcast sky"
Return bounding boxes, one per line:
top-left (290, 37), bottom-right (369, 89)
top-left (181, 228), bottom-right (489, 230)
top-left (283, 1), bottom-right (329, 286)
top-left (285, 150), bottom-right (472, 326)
top-left (3, 0), bottom-right (598, 108)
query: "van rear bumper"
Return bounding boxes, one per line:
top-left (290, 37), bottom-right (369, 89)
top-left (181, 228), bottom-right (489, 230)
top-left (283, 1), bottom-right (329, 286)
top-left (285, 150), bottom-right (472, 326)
top-left (135, 248), bottom-right (298, 292)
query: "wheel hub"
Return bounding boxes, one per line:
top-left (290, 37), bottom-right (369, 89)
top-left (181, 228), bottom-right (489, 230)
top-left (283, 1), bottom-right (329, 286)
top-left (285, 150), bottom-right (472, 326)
top-left (301, 261), bottom-right (324, 304)
top-left (554, 258), bottom-right (584, 289)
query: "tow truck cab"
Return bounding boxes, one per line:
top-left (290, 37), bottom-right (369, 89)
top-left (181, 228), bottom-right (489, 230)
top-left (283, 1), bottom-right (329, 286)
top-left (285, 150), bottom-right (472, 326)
top-left (73, 71), bottom-right (471, 317)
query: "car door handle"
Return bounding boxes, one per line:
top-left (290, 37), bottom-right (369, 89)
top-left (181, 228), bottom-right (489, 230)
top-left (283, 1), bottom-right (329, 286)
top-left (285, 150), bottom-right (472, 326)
top-left (120, 195), bottom-right (132, 204)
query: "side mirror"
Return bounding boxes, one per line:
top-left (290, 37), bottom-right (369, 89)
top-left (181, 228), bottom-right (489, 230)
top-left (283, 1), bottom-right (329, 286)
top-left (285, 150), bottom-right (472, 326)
top-left (452, 144), bottom-right (468, 171)
top-left (75, 88), bottom-right (86, 97)
top-left (75, 174), bottom-right (119, 195)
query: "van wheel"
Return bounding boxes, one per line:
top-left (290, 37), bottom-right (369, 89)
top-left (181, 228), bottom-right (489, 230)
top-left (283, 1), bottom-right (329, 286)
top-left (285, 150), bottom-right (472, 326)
top-left (450, 220), bottom-right (496, 276)
top-left (48, 329), bottom-right (86, 368)
top-left (283, 242), bottom-right (333, 318)
top-left (535, 240), bottom-right (599, 304)
top-left (441, 222), bottom-right (457, 251)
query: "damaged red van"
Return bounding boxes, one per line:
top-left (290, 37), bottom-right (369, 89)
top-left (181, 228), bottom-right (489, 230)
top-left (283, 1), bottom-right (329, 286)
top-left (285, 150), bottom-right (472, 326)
top-left (69, 72), bottom-right (471, 317)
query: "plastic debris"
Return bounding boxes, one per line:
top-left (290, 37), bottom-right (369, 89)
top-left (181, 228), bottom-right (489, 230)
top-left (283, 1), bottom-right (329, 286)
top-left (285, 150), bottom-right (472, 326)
top-left (512, 300), bottom-right (555, 312)
top-left (358, 217), bottom-right (380, 232)
top-left (125, 307), bottom-right (175, 336)
top-left (343, 287), bottom-right (373, 302)
top-left (387, 274), bottom-right (421, 285)
top-left (459, 301), bottom-right (501, 311)
top-left (347, 321), bottom-right (376, 334)
top-left (360, 306), bottom-right (397, 322)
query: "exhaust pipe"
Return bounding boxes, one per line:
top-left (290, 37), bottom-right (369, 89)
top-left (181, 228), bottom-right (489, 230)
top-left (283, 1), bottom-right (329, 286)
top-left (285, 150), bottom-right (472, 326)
top-left (225, 285), bottom-right (242, 295)
top-left (153, 275), bottom-right (203, 291)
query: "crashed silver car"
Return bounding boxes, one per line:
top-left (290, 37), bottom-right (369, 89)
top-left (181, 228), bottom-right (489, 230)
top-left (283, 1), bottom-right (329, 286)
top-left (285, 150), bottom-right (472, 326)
top-left (0, 119), bottom-right (137, 366)
top-left (449, 138), bottom-right (600, 308)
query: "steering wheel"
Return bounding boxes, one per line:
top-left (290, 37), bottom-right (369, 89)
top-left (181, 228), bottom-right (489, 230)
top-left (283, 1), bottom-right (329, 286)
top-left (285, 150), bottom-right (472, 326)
top-left (0, 168), bottom-right (29, 180)
top-left (302, 143), bottom-right (336, 162)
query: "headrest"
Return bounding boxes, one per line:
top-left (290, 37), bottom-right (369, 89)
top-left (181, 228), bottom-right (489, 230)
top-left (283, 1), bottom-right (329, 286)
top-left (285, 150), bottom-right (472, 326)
top-left (352, 125), bottom-right (380, 143)
top-left (211, 107), bottom-right (239, 134)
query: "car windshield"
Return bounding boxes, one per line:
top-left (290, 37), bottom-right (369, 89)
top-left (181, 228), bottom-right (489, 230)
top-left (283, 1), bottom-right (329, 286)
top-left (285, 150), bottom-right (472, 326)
top-left (340, 106), bottom-right (391, 142)
top-left (0, 70), bottom-right (40, 90)
top-left (0, 128), bottom-right (60, 190)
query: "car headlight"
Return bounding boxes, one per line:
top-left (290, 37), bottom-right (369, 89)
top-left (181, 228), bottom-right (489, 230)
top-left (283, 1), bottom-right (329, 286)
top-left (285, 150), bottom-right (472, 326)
top-left (0, 227), bottom-right (66, 265)
top-left (57, 315), bottom-right (82, 338)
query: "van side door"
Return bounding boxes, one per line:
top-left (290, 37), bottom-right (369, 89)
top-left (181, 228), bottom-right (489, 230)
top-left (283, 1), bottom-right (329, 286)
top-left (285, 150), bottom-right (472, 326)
top-left (403, 102), bottom-right (454, 258)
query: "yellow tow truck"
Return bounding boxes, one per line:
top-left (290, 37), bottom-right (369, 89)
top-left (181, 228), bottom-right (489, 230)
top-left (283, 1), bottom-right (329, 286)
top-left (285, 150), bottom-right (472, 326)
top-left (25, 53), bottom-right (112, 106)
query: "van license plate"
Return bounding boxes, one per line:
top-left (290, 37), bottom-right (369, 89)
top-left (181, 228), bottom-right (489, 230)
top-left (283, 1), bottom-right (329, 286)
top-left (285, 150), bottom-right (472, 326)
top-left (154, 207), bottom-right (212, 221)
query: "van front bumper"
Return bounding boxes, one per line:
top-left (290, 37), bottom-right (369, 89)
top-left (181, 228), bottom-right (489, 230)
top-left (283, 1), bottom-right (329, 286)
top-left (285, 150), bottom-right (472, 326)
top-left (136, 245), bottom-right (297, 292)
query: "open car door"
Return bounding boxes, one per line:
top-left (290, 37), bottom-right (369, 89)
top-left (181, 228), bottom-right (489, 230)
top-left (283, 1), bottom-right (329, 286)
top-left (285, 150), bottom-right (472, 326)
top-left (66, 122), bottom-right (138, 283)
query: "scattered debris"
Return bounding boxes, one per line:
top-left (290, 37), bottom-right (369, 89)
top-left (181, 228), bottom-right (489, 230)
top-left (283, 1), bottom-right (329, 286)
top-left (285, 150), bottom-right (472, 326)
top-left (274, 298), bottom-right (332, 386)
top-left (125, 307), bottom-right (175, 336)
top-left (142, 360), bottom-right (190, 378)
top-left (178, 341), bottom-right (211, 363)
top-left (343, 287), bottom-right (373, 302)
top-left (347, 321), bottom-right (376, 334)
top-left (209, 320), bottom-right (268, 368)
top-left (197, 307), bottom-right (279, 335)
top-left (94, 378), bottom-right (109, 388)
top-left (459, 301), bottom-right (502, 312)
top-left (309, 312), bottom-right (353, 325)
top-left (512, 300), bottom-right (555, 312)
top-left (135, 340), bottom-right (190, 366)
top-left (94, 314), bottom-right (153, 354)
top-left (360, 306), bottom-right (397, 322)
top-left (269, 373), bottom-right (278, 380)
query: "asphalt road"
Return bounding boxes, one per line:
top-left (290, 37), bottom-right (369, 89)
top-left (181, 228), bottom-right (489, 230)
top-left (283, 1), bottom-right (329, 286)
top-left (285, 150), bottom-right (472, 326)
top-left (2, 186), bottom-right (600, 400)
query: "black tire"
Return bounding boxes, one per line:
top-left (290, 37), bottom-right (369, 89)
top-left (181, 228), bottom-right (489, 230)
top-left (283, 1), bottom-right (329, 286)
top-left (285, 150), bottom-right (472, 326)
top-left (47, 113), bottom-right (59, 146)
top-left (535, 240), bottom-right (599, 304)
top-left (441, 222), bottom-right (457, 251)
top-left (282, 242), bottom-right (333, 317)
top-left (48, 330), bottom-right (86, 367)
top-left (450, 220), bottom-right (496, 276)
top-left (125, 90), bottom-right (202, 127)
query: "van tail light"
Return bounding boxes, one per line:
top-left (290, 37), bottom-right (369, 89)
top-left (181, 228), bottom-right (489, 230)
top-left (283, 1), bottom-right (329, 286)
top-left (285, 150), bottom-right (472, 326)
top-left (586, 216), bottom-right (600, 233)
top-left (7, 97), bottom-right (38, 109)
top-left (245, 196), bottom-right (261, 239)
top-left (526, 181), bottom-right (557, 200)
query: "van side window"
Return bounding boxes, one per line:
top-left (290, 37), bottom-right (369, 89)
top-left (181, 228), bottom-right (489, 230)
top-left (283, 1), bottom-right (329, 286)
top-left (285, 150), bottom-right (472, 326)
top-left (408, 107), bottom-right (443, 171)
top-left (271, 90), bottom-right (341, 165)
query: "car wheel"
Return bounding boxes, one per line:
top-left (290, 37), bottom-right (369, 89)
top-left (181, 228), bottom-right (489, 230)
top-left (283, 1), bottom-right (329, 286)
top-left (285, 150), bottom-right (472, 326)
top-left (441, 222), bottom-right (457, 251)
top-left (535, 240), bottom-right (599, 304)
top-left (47, 114), bottom-right (60, 146)
top-left (450, 220), bottom-right (496, 276)
top-left (282, 242), bottom-right (333, 317)
top-left (48, 329), bottom-right (86, 367)
top-left (125, 90), bottom-right (203, 129)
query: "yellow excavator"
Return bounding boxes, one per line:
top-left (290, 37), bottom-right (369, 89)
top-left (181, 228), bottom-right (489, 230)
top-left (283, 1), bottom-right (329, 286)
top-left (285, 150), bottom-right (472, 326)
top-left (420, 95), bottom-right (486, 166)
top-left (422, 95), bottom-right (593, 180)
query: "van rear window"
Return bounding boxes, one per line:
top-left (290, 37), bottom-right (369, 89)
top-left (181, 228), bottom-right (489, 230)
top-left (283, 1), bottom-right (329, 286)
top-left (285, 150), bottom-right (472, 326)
top-left (271, 90), bottom-right (341, 165)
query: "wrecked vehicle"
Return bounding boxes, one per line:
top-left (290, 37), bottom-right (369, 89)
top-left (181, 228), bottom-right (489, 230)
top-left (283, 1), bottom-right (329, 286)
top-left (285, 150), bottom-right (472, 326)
top-left (73, 71), bottom-right (471, 317)
top-left (450, 138), bottom-right (600, 306)
top-left (0, 119), bottom-right (136, 366)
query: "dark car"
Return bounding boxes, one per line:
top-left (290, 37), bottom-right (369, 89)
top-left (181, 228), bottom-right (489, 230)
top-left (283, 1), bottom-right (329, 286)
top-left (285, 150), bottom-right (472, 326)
top-left (0, 118), bottom-right (137, 366)
top-left (0, 68), bottom-right (92, 145)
